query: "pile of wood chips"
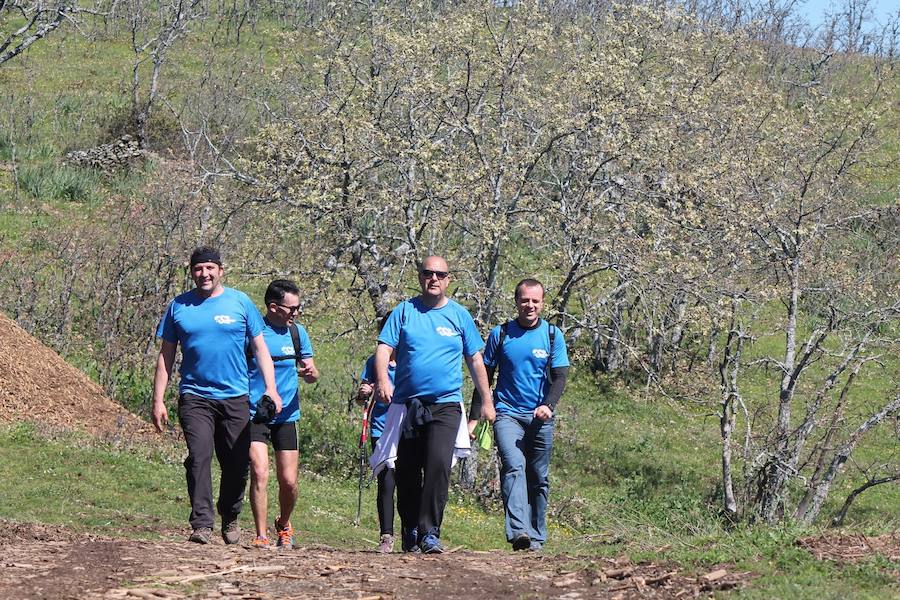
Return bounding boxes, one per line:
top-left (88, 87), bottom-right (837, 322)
top-left (0, 312), bottom-right (158, 445)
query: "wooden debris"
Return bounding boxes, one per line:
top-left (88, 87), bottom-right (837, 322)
top-left (320, 564), bottom-right (347, 576)
top-left (603, 566), bottom-right (634, 579)
top-left (552, 572), bottom-right (581, 587)
top-left (646, 571), bottom-right (676, 585)
top-left (702, 568), bottom-right (728, 582)
top-left (166, 564), bottom-right (285, 584)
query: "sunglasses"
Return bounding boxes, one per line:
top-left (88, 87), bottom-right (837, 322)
top-left (419, 269), bottom-right (449, 280)
top-left (276, 303), bottom-right (301, 314)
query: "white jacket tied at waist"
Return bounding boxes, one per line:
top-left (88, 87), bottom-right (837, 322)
top-left (369, 401), bottom-right (472, 475)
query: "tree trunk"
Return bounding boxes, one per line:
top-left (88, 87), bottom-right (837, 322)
top-left (800, 395), bottom-right (900, 524)
top-left (718, 302), bottom-right (743, 521)
top-left (757, 251), bottom-right (800, 523)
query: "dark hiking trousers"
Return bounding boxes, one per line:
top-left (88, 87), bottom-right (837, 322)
top-left (178, 393), bottom-right (251, 530)
top-left (395, 401), bottom-right (461, 539)
top-left (371, 436), bottom-right (396, 536)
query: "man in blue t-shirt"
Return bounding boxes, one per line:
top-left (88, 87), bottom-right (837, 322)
top-left (152, 246), bottom-right (283, 546)
top-left (247, 279), bottom-right (319, 550)
top-left (374, 255), bottom-right (495, 554)
top-left (470, 278), bottom-right (569, 552)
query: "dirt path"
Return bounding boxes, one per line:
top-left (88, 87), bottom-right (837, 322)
top-left (0, 522), bottom-right (751, 599)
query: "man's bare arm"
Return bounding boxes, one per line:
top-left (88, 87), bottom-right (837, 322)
top-left (465, 351), bottom-right (495, 422)
top-left (151, 340), bottom-right (177, 432)
top-left (374, 343), bottom-right (395, 404)
top-left (250, 333), bottom-right (284, 412)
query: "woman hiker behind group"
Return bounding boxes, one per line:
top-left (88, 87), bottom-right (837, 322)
top-left (356, 312), bottom-right (397, 552)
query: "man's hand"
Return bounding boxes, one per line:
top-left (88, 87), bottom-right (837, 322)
top-left (534, 405), bottom-right (553, 421)
top-left (152, 400), bottom-right (168, 433)
top-left (267, 389), bottom-right (284, 413)
top-left (298, 359), bottom-right (319, 384)
top-left (467, 418), bottom-right (478, 440)
top-left (482, 402), bottom-right (497, 423)
top-left (375, 379), bottom-right (393, 404)
top-left (357, 382), bottom-right (374, 406)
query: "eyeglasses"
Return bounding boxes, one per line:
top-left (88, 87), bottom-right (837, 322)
top-left (276, 303), bottom-right (301, 314)
top-left (419, 269), bottom-right (449, 280)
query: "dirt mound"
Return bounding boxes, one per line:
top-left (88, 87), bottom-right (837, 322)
top-left (0, 312), bottom-right (157, 443)
top-left (0, 520), bottom-right (753, 599)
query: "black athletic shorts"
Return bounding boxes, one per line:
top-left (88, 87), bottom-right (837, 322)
top-left (250, 421), bottom-right (298, 451)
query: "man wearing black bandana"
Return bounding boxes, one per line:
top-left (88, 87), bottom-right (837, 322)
top-left (152, 246), bottom-right (283, 545)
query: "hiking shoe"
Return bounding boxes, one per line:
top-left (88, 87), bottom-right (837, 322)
top-left (401, 527), bottom-right (419, 553)
top-left (221, 516), bottom-right (240, 545)
top-left (529, 540), bottom-right (543, 553)
top-left (274, 517), bottom-right (295, 550)
top-left (419, 533), bottom-right (444, 554)
top-left (251, 536), bottom-right (270, 549)
top-left (188, 527), bottom-right (213, 544)
top-left (377, 534), bottom-right (394, 554)
top-left (511, 533), bottom-right (531, 551)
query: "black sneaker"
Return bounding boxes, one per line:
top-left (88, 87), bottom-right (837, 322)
top-left (511, 533), bottom-right (531, 551)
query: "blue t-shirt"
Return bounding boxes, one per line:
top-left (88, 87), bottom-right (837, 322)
top-left (156, 287), bottom-right (265, 400)
top-left (378, 297), bottom-right (484, 405)
top-left (360, 355), bottom-right (395, 438)
top-left (248, 321), bottom-right (314, 424)
top-left (484, 319), bottom-right (569, 415)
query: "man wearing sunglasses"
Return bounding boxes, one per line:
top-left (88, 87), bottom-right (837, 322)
top-left (152, 246), bottom-right (283, 546)
top-left (247, 279), bottom-right (319, 550)
top-left (374, 255), bottom-right (495, 554)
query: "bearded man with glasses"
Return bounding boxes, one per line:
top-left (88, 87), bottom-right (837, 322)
top-left (373, 255), bottom-right (495, 554)
top-left (246, 279), bottom-right (319, 550)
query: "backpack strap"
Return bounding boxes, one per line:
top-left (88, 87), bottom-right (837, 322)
top-left (545, 320), bottom-right (556, 384)
top-left (288, 322), bottom-right (302, 368)
top-left (494, 320), bottom-right (511, 380)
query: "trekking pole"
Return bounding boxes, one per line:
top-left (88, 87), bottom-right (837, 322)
top-left (354, 396), bottom-right (375, 526)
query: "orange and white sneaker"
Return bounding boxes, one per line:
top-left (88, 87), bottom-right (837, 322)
top-left (274, 517), bottom-right (295, 550)
top-left (251, 535), bottom-right (270, 549)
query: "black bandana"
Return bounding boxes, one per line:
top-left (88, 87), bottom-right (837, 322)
top-left (189, 247), bottom-right (222, 267)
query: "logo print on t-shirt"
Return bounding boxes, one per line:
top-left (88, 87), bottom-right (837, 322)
top-left (435, 326), bottom-right (457, 337)
top-left (214, 315), bottom-right (237, 325)
top-left (532, 348), bottom-right (549, 359)
top-left (281, 345), bottom-right (294, 355)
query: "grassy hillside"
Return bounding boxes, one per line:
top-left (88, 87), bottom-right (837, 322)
top-left (1, 5), bottom-right (897, 597)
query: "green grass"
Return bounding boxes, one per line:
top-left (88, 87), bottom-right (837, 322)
top-left (0, 423), bottom-right (185, 533)
top-left (2, 407), bottom-right (898, 597)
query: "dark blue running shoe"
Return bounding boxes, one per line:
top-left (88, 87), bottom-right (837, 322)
top-left (401, 527), bottom-right (420, 553)
top-left (511, 533), bottom-right (531, 551)
top-left (419, 533), bottom-right (444, 554)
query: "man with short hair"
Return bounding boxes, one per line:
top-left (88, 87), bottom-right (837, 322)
top-left (247, 279), bottom-right (319, 550)
top-left (152, 246), bottom-right (283, 545)
top-left (470, 278), bottom-right (569, 552)
top-left (374, 255), bottom-right (495, 554)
